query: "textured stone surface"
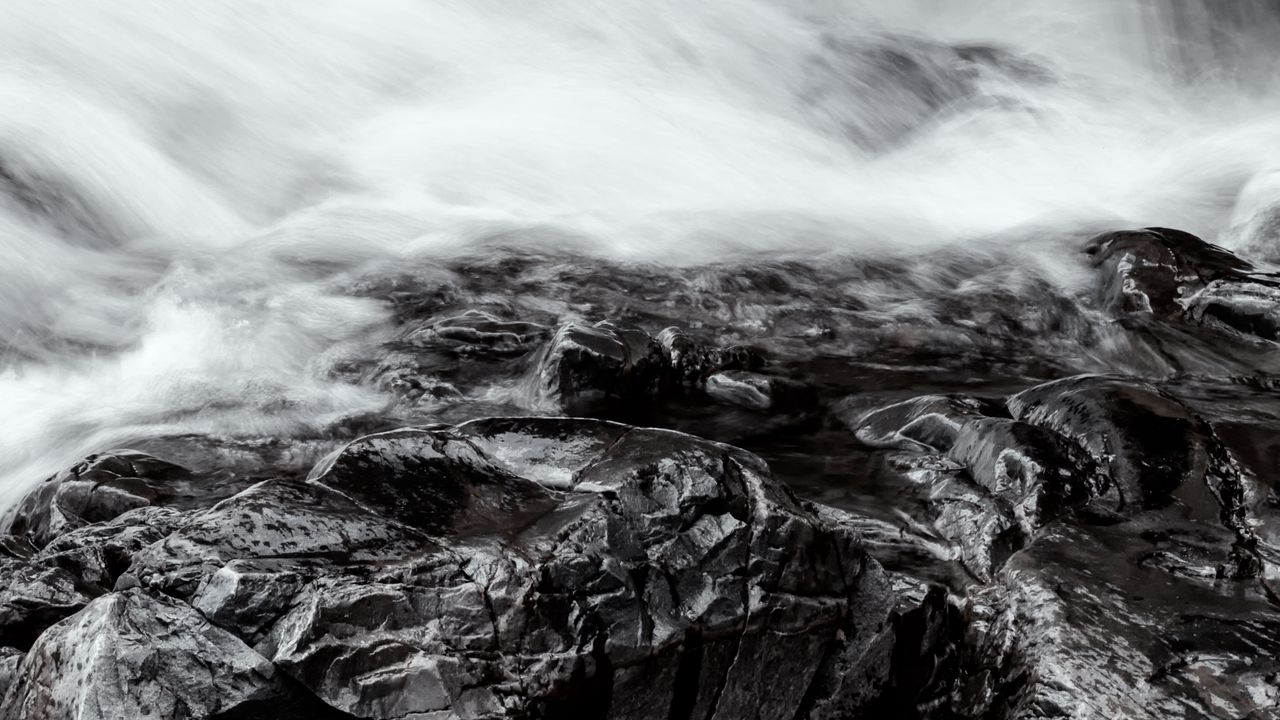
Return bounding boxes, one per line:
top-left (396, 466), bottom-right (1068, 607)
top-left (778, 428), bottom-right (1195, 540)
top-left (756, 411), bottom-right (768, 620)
top-left (6, 227), bottom-right (1280, 718)
top-left (0, 535), bottom-right (92, 651)
top-left (0, 589), bottom-right (318, 720)
top-left (534, 322), bottom-right (770, 413)
top-left (1085, 226), bottom-right (1280, 376)
top-left (0, 450), bottom-right (188, 548)
top-left (1, 418), bottom-right (949, 719)
top-left (0, 648), bottom-right (20, 707)
top-left (842, 371), bottom-right (1280, 719)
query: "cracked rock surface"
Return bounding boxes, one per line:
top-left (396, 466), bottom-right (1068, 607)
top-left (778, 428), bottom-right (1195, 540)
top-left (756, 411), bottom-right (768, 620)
top-left (4, 227), bottom-right (1280, 719)
top-left (840, 372), bottom-right (1280, 718)
top-left (0, 418), bottom-right (947, 719)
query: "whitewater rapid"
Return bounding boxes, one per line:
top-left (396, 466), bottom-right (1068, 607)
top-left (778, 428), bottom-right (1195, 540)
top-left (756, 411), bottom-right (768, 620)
top-left (3, 0), bottom-right (1280, 507)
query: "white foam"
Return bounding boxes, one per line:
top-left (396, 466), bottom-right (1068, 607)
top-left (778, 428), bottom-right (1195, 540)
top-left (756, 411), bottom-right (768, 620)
top-left (3, 0), bottom-right (1280, 505)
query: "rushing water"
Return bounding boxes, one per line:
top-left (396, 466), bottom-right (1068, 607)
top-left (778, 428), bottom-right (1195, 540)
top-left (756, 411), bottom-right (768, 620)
top-left (4, 0), bottom-right (1280, 507)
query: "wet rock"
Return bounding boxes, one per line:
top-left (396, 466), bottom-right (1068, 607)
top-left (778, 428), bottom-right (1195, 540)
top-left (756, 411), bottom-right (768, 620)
top-left (452, 416), bottom-right (630, 490)
top-left (123, 433), bottom-right (340, 502)
top-left (1187, 279), bottom-right (1280, 342)
top-left (947, 417), bottom-right (1087, 533)
top-left (1086, 226), bottom-right (1280, 352)
top-left (851, 395), bottom-right (1007, 453)
top-left (1086, 227), bottom-right (1252, 316)
top-left (1008, 374), bottom-right (1235, 515)
top-left (191, 563), bottom-right (307, 646)
top-left (843, 393), bottom-right (1089, 581)
top-left (1010, 375), bottom-right (1266, 585)
top-left (804, 505), bottom-right (963, 718)
top-left (953, 526), bottom-right (1280, 719)
top-left (39, 506), bottom-right (189, 592)
top-left (0, 450), bottom-right (187, 548)
top-left (843, 373), bottom-right (1280, 718)
top-left (404, 310), bottom-right (550, 357)
top-left (705, 370), bottom-right (816, 412)
top-left (850, 375), bottom-right (1259, 566)
top-left (113, 417), bottom-right (945, 718)
top-left (307, 428), bottom-right (558, 536)
top-left (125, 478), bottom-right (437, 599)
top-left (0, 506), bottom-right (193, 654)
top-left (0, 589), bottom-right (331, 720)
top-left (534, 321), bottom-right (665, 406)
top-left (535, 322), bottom-right (785, 417)
top-left (0, 648), bottom-right (20, 705)
top-left (0, 535), bottom-right (93, 650)
top-left (655, 327), bottom-right (764, 385)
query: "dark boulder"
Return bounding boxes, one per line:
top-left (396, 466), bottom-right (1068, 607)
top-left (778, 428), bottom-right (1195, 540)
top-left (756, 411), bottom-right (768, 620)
top-left (0, 589), bottom-right (341, 720)
top-left (953, 526), bottom-right (1280, 719)
top-left (0, 499), bottom-right (191, 653)
top-left (533, 321), bottom-right (667, 407)
top-left (843, 392), bottom-right (1090, 581)
top-left (307, 428), bottom-right (559, 537)
top-left (846, 375), bottom-right (1260, 579)
top-left (1086, 227), bottom-right (1280, 355)
top-left (1008, 374), bottom-right (1240, 517)
top-left (124, 478), bottom-right (438, 599)
top-left (534, 322), bottom-right (788, 417)
top-left (655, 327), bottom-right (764, 386)
top-left (0, 536), bottom-right (92, 651)
top-left (39, 506), bottom-right (189, 592)
top-left (0, 450), bottom-right (188, 548)
top-left (2, 419), bottom-right (949, 719)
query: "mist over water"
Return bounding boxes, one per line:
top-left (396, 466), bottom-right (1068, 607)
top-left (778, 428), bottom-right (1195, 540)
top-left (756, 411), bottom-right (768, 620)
top-left (4, 0), bottom-right (1280, 507)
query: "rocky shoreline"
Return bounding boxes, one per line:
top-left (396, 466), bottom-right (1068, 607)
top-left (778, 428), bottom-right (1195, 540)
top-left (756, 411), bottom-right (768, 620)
top-left (1, 228), bottom-right (1278, 718)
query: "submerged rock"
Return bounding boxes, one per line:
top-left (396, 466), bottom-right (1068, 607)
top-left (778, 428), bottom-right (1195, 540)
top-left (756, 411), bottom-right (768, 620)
top-left (800, 33), bottom-right (1049, 151)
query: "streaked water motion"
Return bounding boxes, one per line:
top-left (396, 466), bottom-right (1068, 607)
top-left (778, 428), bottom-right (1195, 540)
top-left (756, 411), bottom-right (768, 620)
top-left (4, 0), bottom-right (1280, 507)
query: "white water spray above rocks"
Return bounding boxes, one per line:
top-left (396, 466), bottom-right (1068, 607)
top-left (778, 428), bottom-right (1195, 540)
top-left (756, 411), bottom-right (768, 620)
top-left (4, 0), bottom-right (1280, 507)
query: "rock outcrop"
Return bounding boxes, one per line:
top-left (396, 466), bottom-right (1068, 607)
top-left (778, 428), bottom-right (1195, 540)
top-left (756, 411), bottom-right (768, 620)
top-left (0, 418), bottom-right (951, 719)
top-left (842, 372), bottom-right (1280, 718)
top-left (5, 226), bottom-right (1280, 719)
